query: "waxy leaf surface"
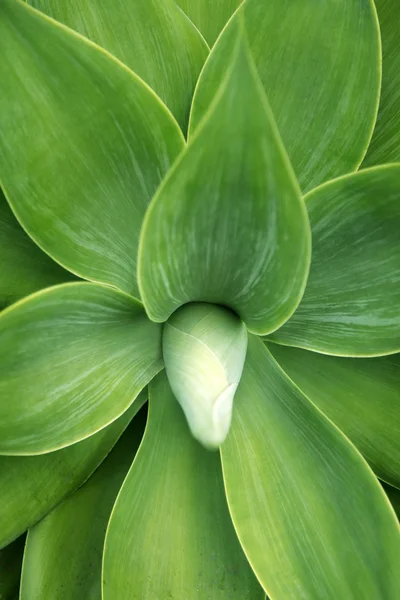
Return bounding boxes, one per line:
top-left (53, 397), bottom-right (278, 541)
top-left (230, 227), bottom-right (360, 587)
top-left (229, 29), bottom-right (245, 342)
top-left (190, 0), bottom-right (381, 191)
top-left (28, 0), bottom-right (208, 129)
top-left (221, 337), bottom-right (400, 599)
top-left (0, 189), bottom-right (75, 310)
top-left (268, 343), bottom-right (400, 489)
top-left (0, 283), bottom-right (162, 454)
top-left (270, 165), bottom-right (400, 356)
top-left (363, 0), bottom-right (400, 166)
top-left (103, 373), bottom-right (263, 600)
top-left (139, 33), bottom-right (310, 335)
top-left (0, 0), bottom-right (184, 298)
top-left (175, 0), bottom-right (242, 46)
top-left (20, 408), bottom-right (147, 600)
top-left (0, 397), bottom-right (144, 549)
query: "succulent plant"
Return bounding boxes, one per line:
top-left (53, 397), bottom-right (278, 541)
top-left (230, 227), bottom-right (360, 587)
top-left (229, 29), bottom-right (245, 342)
top-left (0, 0), bottom-right (399, 598)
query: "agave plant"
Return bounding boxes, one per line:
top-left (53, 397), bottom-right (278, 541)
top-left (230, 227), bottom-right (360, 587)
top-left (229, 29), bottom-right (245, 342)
top-left (0, 0), bottom-right (399, 598)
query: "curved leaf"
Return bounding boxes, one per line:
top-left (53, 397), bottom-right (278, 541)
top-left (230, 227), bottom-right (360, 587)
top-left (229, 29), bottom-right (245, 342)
top-left (221, 336), bottom-right (400, 599)
top-left (103, 372), bottom-right (263, 600)
top-left (28, 0), bottom-right (208, 130)
top-left (0, 0), bottom-right (185, 298)
top-left (268, 343), bottom-right (400, 489)
top-left (0, 283), bottom-right (162, 455)
top-left (175, 0), bottom-right (242, 46)
top-left (0, 189), bottom-right (75, 310)
top-left (0, 396), bottom-right (145, 549)
top-left (363, 0), bottom-right (400, 166)
top-left (20, 407), bottom-right (146, 600)
top-left (189, 0), bottom-right (381, 191)
top-left (0, 536), bottom-right (25, 600)
top-left (270, 165), bottom-right (400, 356)
top-left (384, 484), bottom-right (400, 517)
top-left (138, 29), bottom-right (310, 335)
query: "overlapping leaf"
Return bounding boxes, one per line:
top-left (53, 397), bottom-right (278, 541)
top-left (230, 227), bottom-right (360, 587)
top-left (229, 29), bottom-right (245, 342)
top-left (0, 0), bottom-right (185, 298)
top-left (0, 536), bottom-right (25, 599)
top-left (139, 28), bottom-right (310, 335)
top-left (190, 0), bottom-right (381, 191)
top-left (20, 408), bottom-right (147, 600)
top-left (0, 397), bottom-right (144, 549)
top-left (0, 189), bottom-right (75, 310)
top-left (103, 373), bottom-right (263, 599)
top-left (363, 0), bottom-right (400, 166)
top-left (28, 0), bottom-right (209, 129)
top-left (0, 283), bottom-right (162, 454)
top-left (270, 165), bottom-right (400, 356)
top-left (221, 336), bottom-right (400, 599)
top-left (175, 0), bottom-right (242, 46)
top-left (268, 343), bottom-right (400, 488)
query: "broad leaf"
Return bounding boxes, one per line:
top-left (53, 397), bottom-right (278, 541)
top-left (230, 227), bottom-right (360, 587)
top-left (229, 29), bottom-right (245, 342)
top-left (0, 189), bottom-right (75, 310)
top-left (139, 29), bottom-right (310, 335)
top-left (28, 0), bottom-right (208, 130)
top-left (270, 165), bottom-right (400, 356)
top-left (189, 0), bottom-right (381, 191)
top-left (222, 337), bottom-right (400, 599)
top-left (0, 283), bottom-right (162, 454)
top-left (0, 0), bottom-right (184, 298)
top-left (268, 343), bottom-right (400, 489)
top-left (363, 0), bottom-right (400, 166)
top-left (20, 407), bottom-right (147, 600)
top-left (103, 372), bottom-right (263, 599)
top-left (0, 396), bottom-right (145, 549)
top-left (0, 536), bottom-right (25, 599)
top-left (175, 0), bottom-right (242, 46)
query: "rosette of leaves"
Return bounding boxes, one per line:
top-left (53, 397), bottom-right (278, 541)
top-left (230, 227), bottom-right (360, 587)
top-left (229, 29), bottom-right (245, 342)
top-left (0, 0), bottom-right (400, 598)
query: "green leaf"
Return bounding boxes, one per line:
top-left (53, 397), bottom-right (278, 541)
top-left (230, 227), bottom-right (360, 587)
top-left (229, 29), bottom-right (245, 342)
top-left (267, 343), bottom-right (400, 489)
top-left (175, 0), bottom-right (242, 46)
top-left (269, 165), bottom-right (400, 356)
top-left (363, 0), bottom-right (400, 166)
top-left (103, 372), bottom-right (263, 600)
top-left (189, 0), bottom-right (381, 191)
top-left (27, 0), bottom-right (209, 130)
top-left (221, 336), bottom-right (400, 599)
top-left (0, 396), bottom-right (145, 549)
top-left (383, 484), bottom-right (400, 518)
top-left (0, 283), bottom-right (162, 455)
top-left (0, 0), bottom-right (185, 298)
top-left (138, 29), bottom-right (310, 335)
top-left (0, 536), bottom-right (25, 600)
top-left (20, 406), bottom-right (147, 600)
top-left (0, 188), bottom-right (76, 310)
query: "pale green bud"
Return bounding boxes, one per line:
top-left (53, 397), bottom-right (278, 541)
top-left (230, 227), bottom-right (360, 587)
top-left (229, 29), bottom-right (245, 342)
top-left (163, 303), bottom-right (248, 450)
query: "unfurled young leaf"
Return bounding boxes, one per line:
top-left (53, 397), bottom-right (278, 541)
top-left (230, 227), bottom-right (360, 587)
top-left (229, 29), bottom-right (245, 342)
top-left (0, 0), bottom-right (399, 598)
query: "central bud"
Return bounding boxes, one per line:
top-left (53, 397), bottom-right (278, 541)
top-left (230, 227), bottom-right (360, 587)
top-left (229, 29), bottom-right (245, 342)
top-left (163, 303), bottom-right (248, 450)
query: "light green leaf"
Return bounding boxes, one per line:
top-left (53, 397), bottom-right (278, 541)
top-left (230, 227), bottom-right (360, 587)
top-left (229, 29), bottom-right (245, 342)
top-left (0, 0), bottom-right (185, 298)
top-left (221, 336), bottom-right (400, 599)
top-left (269, 165), bottom-right (400, 356)
top-left (27, 0), bottom-right (209, 130)
top-left (189, 0), bottom-right (381, 191)
top-left (0, 395), bottom-right (145, 549)
top-left (103, 372), bottom-right (263, 600)
top-left (175, 0), bottom-right (242, 46)
top-left (20, 407), bottom-right (146, 600)
top-left (0, 536), bottom-right (25, 600)
top-left (0, 283), bottom-right (162, 455)
top-left (0, 188), bottom-right (76, 310)
top-left (267, 343), bottom-right (400, 489)
top-left (363, 0), bottom-right (400, 166)
top-left (138, 29), bottom-right (310, 335)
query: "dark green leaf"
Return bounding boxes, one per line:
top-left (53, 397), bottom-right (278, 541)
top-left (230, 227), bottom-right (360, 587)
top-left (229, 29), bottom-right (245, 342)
top-left (0, 536), bottom-right (25, 600)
